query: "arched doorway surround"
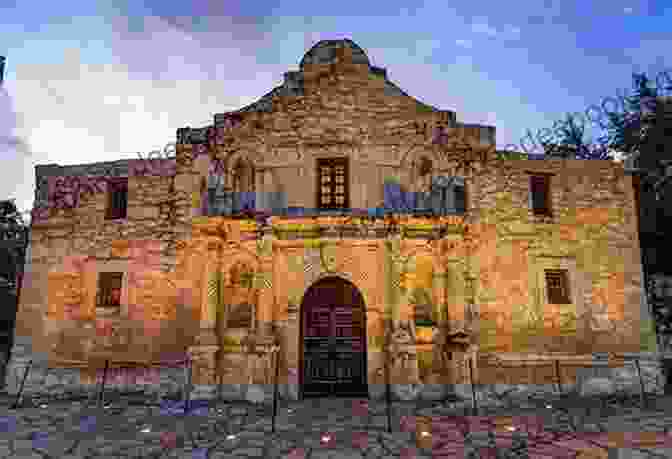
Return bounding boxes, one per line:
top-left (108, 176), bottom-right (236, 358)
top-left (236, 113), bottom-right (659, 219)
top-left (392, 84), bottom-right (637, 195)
top-left (299, 276), bottom-right (368, 398)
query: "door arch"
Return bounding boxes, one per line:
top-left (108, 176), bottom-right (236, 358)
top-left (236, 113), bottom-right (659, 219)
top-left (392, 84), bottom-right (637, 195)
top-left (299, 276), bottom-right (368, 398)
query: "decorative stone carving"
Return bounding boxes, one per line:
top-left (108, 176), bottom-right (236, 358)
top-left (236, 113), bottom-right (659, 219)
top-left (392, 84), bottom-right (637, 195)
top-left (225, 261), bottom-right (258, 329)
top-left (241, 329), bottom-right (279, 385)
top-left (320, 244), bottom-right (338, 272)
top-left (387, 320), bottom-right (419, 386)
top-left (188, 345), bottom-right (219, 387)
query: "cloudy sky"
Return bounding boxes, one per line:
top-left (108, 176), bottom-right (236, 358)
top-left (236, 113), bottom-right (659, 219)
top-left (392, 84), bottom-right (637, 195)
top-left (0, 0), bottom-right (670, 220)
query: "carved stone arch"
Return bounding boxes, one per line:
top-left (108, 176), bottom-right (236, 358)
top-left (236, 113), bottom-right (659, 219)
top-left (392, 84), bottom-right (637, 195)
top-left (398, 142), bottom-right (440, 169)
top-left (220, 251), bottom-right (262, 330)
top-left (225, 148), bottom-right (263, 167)
top-left (298, 273), bottom-right (369, 397)
top-left (223, 150), bottom-right (259, 191)
top-left (221, 250), bottom-right (261, 286)
top-left (299, 270), bottom-right (373, 315)
top-left (399, 146), bottom-right (441, 193)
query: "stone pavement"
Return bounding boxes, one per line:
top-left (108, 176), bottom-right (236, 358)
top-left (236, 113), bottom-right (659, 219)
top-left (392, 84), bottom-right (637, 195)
top-left (0, 392), bottom-right (672, 458)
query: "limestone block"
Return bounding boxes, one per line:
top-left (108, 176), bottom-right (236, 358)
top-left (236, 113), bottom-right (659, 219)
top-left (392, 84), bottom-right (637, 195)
top-left (278, 383), bottom-right (299, 401)
top-left (392, 383), bottom-right (422, 401)
top-left (190, 384), bottom-right (217, 400)
top-left (580, 377), bottom-right (615, 397)
top-left (244, 384), bottom-right (267, 404)
top-left (419, 383), bottom-right (449, 401)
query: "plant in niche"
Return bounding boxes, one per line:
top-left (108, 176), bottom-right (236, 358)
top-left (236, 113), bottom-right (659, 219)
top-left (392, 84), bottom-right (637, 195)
top-left (409, 287), bottom-right (434, 326)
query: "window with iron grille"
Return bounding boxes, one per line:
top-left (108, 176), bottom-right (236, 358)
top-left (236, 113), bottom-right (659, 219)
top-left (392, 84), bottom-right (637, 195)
top-left (317, 158), bottom-right (349, 209)
top-left (106, 178), bottom-right (128, 220)
top-left (96, 272), bottom-right (123, 309)
top-left (529, 174), bottom-right (551, 216)
top-left (227, 303), bottom-right (253, 329)
top-left (545, 269), bottom-right (571, 304)
top-left (426, 176), bottom-right (467, 215)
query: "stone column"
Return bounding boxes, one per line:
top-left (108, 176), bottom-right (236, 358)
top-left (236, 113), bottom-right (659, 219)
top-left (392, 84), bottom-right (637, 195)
top-left (255, 168), bottom-right (266, 211)
top-left (188, 244), bottom-right (221, 399)
top-left (187, 344), bottom-right (219, 399)
top-left (256, 261), bottom-right (273, 330)
top-left (280, 300), bottom-right (300, 401)
top-left (432, 267), bottom-right (447, 323)
top-left (196, 252), bottom-right (219, 347)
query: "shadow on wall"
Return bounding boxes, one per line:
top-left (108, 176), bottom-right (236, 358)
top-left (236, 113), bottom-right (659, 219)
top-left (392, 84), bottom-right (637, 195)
top-left (0, 287), bottom-right (18, 388)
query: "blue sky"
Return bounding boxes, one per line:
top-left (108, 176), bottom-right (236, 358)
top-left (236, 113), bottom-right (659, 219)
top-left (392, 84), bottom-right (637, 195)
top-left (0, 0), bottom-right (670, 219)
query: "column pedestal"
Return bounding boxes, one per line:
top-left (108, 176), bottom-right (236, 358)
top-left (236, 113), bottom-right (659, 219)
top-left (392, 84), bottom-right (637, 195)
top-left (187, 344), bottom-right (219, 399)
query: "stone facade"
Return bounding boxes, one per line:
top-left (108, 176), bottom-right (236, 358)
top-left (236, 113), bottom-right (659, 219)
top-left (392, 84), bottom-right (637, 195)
top-left (6, 39), bottom-right (659, 402)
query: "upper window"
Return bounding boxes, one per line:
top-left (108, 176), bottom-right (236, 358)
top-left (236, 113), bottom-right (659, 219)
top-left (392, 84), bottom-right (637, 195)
top-left (96, 272), bottom-right (123, 309)
top-left (317, 158), bottom-right (349, 209)
top-left (106, 178), bottom-right (128, 220)
top-left (427, 176), bottom-right (467, 215)
top-left (232, 158), bottom-right (256, 214)
top-left (545, 269), bottom-right (571, 304)
top-left (529, 174), bottom-right (551, 216)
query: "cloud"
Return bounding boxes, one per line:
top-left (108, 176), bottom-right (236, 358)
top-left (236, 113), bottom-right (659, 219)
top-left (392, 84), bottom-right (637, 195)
top-left (9, 16), bottom-right (287, 163)
top-left (412, 39), bottom-right (442, 60)
top-left (623, 7), bottom-right (633, 14)
top-left (455, 39), bottom-right (473, 49)
top-left (4, 14), bottom-right (291, 215)
top-left (506, 26), bottom-right (521, 38)
top-left (471, 20), bottom-right (498, 38)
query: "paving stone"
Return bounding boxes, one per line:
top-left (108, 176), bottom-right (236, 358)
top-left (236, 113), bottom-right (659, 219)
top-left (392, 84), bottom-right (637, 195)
top-left (2, 394), bottom-right (672, 458)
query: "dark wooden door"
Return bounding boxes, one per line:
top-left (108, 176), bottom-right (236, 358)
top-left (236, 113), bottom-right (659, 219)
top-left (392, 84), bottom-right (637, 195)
top-left (301, 278), bottom-right (367, 397)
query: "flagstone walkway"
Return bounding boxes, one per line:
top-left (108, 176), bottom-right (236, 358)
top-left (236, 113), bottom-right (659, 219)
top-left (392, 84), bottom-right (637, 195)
top-left (0, 393), bottom-right (671, 458)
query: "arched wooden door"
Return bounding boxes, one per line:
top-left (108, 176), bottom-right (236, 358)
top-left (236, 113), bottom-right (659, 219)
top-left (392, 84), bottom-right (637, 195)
top-left (299, 277), bottom-right (368, 398)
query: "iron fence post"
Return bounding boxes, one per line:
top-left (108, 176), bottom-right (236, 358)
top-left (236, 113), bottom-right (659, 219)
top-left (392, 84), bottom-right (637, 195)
top-left (97, 360), bottom-right (109, 409)
top-left (634, 358), bottom-right (647, 408)
top-left (468, 356), bottom-right (478, 416)
top-left (184, 356), bottom-right (192, 415)
top-left (12, 359), bottom-right (32, 409)
top-left (272, 348), bottom-right (280, 434)
top-left (385, 340), bottom-right (392, 434)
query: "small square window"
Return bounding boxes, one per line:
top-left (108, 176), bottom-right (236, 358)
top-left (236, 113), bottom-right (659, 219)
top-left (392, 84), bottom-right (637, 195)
top-left (317, 158), bottom-right (349, 209)
top-left (530, 175), bottom-right (551, 216)
top-left (106, 178), bottom-right (128, 220)
top-left (96, 272), bottom-right (123, 309)
top-left (545, 269), bottom-right (571, 304)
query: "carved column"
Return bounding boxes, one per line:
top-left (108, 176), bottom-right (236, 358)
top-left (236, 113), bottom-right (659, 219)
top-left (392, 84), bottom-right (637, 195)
top-left (255, 168), bottom-right (266, 211)
top-left (187, 344), bottom-right (219, 396)
top-left (432, 267), bottom-right (447, 324)
top-left (256, 263), bottom-right (273, 333)
top-left (196, 249), bottom-right (219, 347)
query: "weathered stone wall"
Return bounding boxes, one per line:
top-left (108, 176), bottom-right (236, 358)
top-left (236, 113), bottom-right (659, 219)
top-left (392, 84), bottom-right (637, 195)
top-left (6, 39), bottom-right (655, 403)
top-left (469, 160), bottom-right (643, 356)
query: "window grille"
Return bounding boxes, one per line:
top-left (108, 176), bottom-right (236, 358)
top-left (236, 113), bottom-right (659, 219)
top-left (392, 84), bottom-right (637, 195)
top-left (529, 174), bottom-right (551, 216)
top-left (317, 158), bottom-right (349, 209)
top-left (106, 179), bottom-right (128, 220)
top-left (96, 272), bottom-right (123, 309)
top-left (545, 269), bottom-right (571, 304)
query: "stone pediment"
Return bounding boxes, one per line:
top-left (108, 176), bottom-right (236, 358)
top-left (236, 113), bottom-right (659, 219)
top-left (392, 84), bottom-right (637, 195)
top-left (223, 39), bottom-right (443, 116)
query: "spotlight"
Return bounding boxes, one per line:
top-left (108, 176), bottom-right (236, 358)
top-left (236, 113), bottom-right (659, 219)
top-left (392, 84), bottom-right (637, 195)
top-left (226, 434), bottom-right (236, 440)
top-left (141, 427), bottom-right (151, 433)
